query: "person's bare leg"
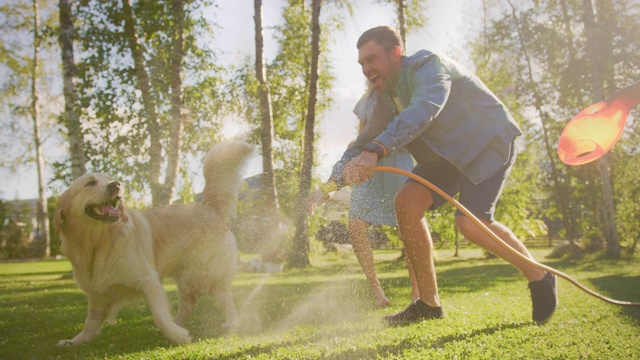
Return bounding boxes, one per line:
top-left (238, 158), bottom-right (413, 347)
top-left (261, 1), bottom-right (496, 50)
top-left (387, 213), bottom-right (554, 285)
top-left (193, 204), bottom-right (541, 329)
top-left (456, 215), bottom-right (557, 322)
top-left (455, 215), bottom-right (545, 281)
top-left (404, 253), bottom-right (420, 302)
top-left (394, 182), bottom-right (440, 307)
top-left (349, 217), bottom-right (390, 307)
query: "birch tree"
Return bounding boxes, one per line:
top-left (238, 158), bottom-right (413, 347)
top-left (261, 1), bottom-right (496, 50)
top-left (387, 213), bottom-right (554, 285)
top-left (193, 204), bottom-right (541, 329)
top-left (582, 0), bottom-right (619, 258)
top-left (254, 0), bottom-right (280, 222)
top-left (72, 0), bottom-right (226, 205)
top-left (30, 0), bottom-right (50, 257)
top-left (289, 0), bottom-right (322, 267)
top-left (58, 0), bottom-right (86, 180)
top-left (0, 0), bottom-right (59, 257)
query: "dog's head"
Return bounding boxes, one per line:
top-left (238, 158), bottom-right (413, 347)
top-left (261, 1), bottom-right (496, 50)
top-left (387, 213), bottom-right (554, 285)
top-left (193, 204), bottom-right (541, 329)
top-left (54, 173), bottom-right (128, 234)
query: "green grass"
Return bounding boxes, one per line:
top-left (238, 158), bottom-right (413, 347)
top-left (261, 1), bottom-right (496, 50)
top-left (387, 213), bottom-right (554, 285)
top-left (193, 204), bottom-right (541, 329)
top-left (1, 248), bottom-right (639, 359)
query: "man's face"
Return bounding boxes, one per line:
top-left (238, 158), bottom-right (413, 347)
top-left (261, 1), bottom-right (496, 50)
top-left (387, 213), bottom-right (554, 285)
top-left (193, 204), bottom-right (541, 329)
top-left (358, 40), bottom-right (401, 91)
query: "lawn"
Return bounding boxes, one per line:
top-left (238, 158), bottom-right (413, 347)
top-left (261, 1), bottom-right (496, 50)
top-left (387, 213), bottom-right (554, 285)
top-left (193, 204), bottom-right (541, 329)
top-left (1, 248), bottom-right (639, 359)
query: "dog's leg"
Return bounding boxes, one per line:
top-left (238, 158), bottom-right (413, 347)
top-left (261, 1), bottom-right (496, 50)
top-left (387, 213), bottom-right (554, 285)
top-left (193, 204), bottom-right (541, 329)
top-left (174, 287), bottom-right (196, 327)
top-left (214, 286), bottom-right (239, 329)
top-left (141, 280), bottom-right (192, 344)
top-left (58, 295), bottom-right (107, 346)
top-left (104, 300), bottom-right (125, 325)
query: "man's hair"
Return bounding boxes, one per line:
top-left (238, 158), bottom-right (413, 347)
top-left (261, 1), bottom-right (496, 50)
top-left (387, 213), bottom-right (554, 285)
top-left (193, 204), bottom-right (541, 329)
top-left (357, 26), bottom-right (403, 53)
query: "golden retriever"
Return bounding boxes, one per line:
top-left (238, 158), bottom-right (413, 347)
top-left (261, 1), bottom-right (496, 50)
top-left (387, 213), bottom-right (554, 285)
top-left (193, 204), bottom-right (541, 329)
top-left (54, 140), bottom-right (254, 345)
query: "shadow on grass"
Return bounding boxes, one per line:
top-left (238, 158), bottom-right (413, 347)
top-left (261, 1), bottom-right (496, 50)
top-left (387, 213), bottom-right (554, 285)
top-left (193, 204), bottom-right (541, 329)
top-left (212, 339), bottom-right (302, 359)
top-left (379, 260), bottom-right (524, 297)
top-left (0, 270), bottom-right (72, 279)
top-left (428, 321), bottom-right (530, 349)
top-left (213, 327), bottom-right (371, 359)
top-left (1, 292), bottom-right (173, 360)
top-left (319, 321), bottom-right (532, 359)
top-left (589, 275), bottom-right (640, 323)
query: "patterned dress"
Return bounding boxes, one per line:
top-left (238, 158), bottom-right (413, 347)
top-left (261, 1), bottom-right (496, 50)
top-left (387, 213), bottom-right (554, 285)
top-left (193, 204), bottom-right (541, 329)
top-left (349, 91), bottom-right (414, 226)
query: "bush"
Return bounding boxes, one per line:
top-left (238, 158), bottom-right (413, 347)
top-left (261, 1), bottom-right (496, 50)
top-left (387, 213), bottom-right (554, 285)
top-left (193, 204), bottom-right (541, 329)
top-left (316, 220), bottom-right (349, 248)
top-left (0, 200), bottom-right (34, 259)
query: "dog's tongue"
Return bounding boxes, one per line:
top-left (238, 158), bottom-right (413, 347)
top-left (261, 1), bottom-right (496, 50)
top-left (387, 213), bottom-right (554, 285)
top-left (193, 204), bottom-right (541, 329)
top-left (98, 204), bottom-right (121, 216)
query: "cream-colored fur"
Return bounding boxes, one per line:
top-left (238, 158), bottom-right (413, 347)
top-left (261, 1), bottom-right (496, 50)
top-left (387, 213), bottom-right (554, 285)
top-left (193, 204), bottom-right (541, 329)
top-left (54, 141), bottom-right (254, 346)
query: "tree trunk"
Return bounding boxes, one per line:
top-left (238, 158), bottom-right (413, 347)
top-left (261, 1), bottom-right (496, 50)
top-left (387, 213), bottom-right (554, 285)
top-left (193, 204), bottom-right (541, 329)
top-left (121, 0), bottom-right (164, 206)
top-left (58, 0), bottom-right (86, 179)
top-left (254, 0), bottom-right (281, 254)
top-left (290, 0), bottom-right (321, 268)
top-left (31, 0), bottom-right (50, 258)
top-left (159, 0), bottom-right (186, 206)
top-left (254, 0), bottom-right (280, 216)
top-left (583, 0), bottom-right (620, 258)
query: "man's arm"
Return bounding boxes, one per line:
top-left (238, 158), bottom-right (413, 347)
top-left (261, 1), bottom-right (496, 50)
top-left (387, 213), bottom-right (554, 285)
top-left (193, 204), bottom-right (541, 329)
top-left (374, 55), bottom-right (452, 154)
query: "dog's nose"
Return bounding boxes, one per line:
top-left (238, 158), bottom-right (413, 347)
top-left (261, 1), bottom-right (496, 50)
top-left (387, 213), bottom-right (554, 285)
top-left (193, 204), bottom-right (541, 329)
top-left (107, 181), bottom-right (122, 195)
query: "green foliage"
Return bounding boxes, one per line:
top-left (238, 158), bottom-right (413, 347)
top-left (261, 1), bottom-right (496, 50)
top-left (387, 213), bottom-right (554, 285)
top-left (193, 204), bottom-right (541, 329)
top-left (467, 0), bottom-right (640, 246)
top-left (426, 203), bottom-right (457, 248)
top-left (228, 0), bottom-right (341, 221)
top-left (0, 0), bottom-right (62, 173)
top-left (1, 250), bottom-right (639, 358)
top-left (0, 199), bottom-right (34, 259)
top-left (59, 0), bottom-right (225, 195)
top-left (496, 144), bottom-right (548, 241)
top-left (174, 164), bottom-right (195, 204)
top-left (614, 129), bottom-right (640, 255)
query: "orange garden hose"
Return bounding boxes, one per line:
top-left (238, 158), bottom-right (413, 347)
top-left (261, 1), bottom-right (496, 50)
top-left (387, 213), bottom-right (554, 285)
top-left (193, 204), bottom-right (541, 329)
top-left (373, 165), bottom-right (640, 307)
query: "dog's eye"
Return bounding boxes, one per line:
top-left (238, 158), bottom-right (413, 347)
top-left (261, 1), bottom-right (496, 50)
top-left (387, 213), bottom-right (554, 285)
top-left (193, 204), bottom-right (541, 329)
top-left (85, 180), bottom-right (97, 187)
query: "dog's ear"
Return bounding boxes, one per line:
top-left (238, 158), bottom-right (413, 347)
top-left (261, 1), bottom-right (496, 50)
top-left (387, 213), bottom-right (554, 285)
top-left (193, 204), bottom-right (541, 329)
top-left (53, 191), bottom-right (70, 234)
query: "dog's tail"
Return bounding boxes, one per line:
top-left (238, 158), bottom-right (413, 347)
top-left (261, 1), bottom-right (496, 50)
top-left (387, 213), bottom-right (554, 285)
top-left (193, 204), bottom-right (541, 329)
top-left (201, 140), bottom-right (254, 220)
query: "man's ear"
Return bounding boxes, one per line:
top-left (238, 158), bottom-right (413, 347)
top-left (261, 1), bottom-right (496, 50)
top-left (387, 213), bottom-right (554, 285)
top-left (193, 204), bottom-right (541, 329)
top-left (392, 45), bottom-right (402, 59)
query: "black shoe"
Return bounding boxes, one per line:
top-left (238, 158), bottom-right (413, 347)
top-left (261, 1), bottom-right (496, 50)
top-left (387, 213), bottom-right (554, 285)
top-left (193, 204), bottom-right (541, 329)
top-left (382, 299), bottom-right (443, 326)
top-left (529, 272), bottom-right (558, 323)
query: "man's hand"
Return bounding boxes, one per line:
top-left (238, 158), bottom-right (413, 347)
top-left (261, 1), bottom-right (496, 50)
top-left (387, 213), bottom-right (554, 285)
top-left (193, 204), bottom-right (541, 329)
top-left (306, 189), bottom-right (330, 215)
top-left (343, 150), bottom-right (378, 185)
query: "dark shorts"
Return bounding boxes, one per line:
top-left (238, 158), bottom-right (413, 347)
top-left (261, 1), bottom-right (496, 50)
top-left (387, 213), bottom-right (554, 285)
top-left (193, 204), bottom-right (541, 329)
top-left (408, 144), bottom-right (517, 222)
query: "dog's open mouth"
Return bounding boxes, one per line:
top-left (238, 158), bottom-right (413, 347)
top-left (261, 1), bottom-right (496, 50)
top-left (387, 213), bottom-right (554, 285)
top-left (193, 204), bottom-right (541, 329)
top-left (85, 199), bottom-right (122, 223)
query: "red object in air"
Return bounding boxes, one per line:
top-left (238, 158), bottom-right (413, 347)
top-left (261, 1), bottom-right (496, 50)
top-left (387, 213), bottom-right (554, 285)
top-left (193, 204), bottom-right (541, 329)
top-left (558, 81), bottom-right (640, 166)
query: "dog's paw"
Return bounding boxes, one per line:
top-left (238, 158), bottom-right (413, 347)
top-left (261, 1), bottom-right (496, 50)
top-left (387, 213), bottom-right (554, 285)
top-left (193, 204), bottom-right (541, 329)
top-left (57, 339), bottom-right (80, 346)
top-left (167, 327), bottom-right (192, 345)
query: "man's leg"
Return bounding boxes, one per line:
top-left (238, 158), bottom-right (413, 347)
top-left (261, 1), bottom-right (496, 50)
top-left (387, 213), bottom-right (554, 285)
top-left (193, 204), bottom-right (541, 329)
top-left (382, 182), bottom-right (444, 325)
top-left (455, 215), bottom-right (558, 322)
top-left (394, 182), bottom-right (440, 307)
top-left (453, 146), bottom-right (558, 323)
top-left (349, 217), bottom-right (390, 307)
top-left (455, 216), bottom-right (545, 281)
top-left (404, 254), bottom-right (420, 302)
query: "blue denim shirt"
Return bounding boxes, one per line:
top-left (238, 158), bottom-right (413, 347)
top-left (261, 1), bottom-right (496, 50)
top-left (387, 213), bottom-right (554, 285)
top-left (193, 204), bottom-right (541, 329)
top-left (376, 50), bottom-right (522, 184)
top-left (331, 50), bottom-right (522, 185)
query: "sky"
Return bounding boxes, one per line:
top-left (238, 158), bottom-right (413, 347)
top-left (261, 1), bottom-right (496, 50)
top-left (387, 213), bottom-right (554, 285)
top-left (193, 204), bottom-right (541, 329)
top-left (0, 0), bottom-right (473, 200)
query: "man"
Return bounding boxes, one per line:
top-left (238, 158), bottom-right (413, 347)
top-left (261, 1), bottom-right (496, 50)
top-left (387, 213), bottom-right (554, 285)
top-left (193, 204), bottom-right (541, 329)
top-left (341, 25), bottom-right (557, 325)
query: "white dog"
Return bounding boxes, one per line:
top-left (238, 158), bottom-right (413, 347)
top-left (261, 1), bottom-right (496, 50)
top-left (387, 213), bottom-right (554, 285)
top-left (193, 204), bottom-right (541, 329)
top-left (54, 140), bottom-right (254, 345)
